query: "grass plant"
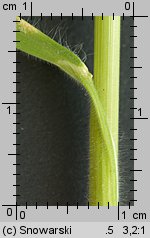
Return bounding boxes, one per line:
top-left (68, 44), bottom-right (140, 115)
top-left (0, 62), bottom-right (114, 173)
top-left (16, 16), bottom-right (120, 206)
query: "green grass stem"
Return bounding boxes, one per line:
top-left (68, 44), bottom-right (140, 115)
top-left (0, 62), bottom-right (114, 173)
top-left (89, 16), bottom-right (121, 205)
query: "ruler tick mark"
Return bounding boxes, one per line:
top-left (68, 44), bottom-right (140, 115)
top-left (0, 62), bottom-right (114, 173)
top-left (130, 66), bottom-right (142, 69)
top-left (130, 117), bottom-right (148, 120)
top-left (8, 153), bottom-right (20, 155)
top-left (118, 202), bottom-right (120, 220)
top-left (129, 202), bottom-right (131, 209)
top-left (123, 13), bottom-right (125, 20)
top-left (8, 50), bottom-right (20, 53)
top-left (130, 148), bottom-right (137, 150)
top-left (82, 8), bottom-right (83, 20)
top-left (130, 169), bottom-right (142, 172)
top-left (31, 2), bottom-right (33, 20)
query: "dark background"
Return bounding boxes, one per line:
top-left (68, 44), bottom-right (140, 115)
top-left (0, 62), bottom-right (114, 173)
top-left (16, 17), bottom-right (134, 206)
